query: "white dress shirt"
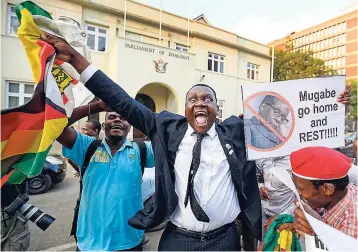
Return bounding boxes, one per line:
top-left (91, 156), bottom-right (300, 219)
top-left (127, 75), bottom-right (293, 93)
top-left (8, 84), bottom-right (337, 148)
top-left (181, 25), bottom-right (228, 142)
top-left (170, 124), bottom-right (240, 232)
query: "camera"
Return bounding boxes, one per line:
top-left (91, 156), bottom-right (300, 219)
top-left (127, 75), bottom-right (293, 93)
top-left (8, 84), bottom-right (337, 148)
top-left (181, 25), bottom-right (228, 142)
top-left (3, 194), bottom-right (55, 231)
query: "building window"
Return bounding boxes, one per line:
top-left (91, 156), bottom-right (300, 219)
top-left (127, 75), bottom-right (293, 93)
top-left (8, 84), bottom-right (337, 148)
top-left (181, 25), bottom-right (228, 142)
top-left (175, 43), bottom-right (188, 52)
top-left (208, 53), bottom-right (224, 73)
top-left (342, 57), bottom-right (345, 66)
top-left (342, 68), bottom-right (346, 75)
top-left (313, 32), bottom-right (316, 41)
top-left (342, 22), bottom-right (346, 31)
top-left (341, 34), bottom-right (346, 43)
top-left (247, 63), bottom-right (259, 80)
top-left (333, 25), bottom-right (337, 34)
top-left (217, 100), bottom-right (225, 121)
top-left (333, 47), bottom-right (337, 57)
top-left (7, 4), bottom-right (20, 36)
top-left (86, 24), bottom-right (107, 52)
top-left (337, 23), bottom-right (341, 33)
top-left (342, 45), bottom-right (346, 54)
top-left (5, 81), bottom-right (34, 108)
top-left (337, 57), bottom-right (341, 67)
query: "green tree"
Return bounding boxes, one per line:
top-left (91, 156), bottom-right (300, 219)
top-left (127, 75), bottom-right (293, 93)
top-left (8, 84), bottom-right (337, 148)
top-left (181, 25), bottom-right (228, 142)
top-left (272, 47), bottom-right (337, 81)
top-left (346, 80), bottom-right (357, 119)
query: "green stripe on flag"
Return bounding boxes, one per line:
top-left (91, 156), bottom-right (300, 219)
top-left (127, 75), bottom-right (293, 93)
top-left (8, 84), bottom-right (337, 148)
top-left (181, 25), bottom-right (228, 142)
top-left (6, 146), bottom-right (52, 184)
top-left (15, 1), bottom-right (53, 23)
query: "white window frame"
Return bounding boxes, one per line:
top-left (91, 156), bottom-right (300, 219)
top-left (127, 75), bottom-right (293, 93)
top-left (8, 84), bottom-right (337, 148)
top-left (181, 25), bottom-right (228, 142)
top-left (7, 4), bottom-right (19, 36)
top-left (5, 81), bottom-right (35, 108)
top-left (175, 43), bottom-right (189, 52)
top-left (208, 52), bottom-right (224, 73)
top-left (217, 100), bottom-right (225, 120)
top-left (247, 63), bottom-right (260, 81)
top-left (86, 24), bottom-right (107, 52)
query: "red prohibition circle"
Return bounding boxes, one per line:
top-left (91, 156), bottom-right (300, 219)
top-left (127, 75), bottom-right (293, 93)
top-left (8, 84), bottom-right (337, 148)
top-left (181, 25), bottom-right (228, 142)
top-left (244, 91), bottom-right (295, 152)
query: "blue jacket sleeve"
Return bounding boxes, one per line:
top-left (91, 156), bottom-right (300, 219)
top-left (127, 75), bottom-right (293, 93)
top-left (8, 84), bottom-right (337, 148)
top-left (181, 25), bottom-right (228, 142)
top-left (84, 70), bottom-right (157, 138)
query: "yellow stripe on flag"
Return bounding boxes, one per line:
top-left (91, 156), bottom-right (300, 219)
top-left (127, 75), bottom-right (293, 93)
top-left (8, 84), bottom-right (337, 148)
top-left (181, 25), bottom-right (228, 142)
top-left (17, 8), bottom-right (43, 84)
top-left (38, 117), bottom-right (68, 151)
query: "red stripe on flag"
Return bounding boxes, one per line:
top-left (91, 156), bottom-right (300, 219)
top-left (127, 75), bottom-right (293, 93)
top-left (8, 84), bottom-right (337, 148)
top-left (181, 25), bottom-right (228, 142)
top-left (1, 112), bottom-right (45, 141)
top-left (62, 94), bottom-right (69, 105)
top-left (1, 170), bottom-right (14, 188)
top-left (72, 79), bottom-right (78, 84)
top-left (36, 40), bottom-right (55, 83)
top-left (54, 59), bottom-right (65, 65)
top-left (45, 103), bottom-right (67, 120)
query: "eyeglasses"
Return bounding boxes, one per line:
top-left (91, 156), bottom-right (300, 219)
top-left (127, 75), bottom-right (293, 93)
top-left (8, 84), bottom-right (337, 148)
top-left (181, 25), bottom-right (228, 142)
top-left (265, 104), bottom-right (289, 124)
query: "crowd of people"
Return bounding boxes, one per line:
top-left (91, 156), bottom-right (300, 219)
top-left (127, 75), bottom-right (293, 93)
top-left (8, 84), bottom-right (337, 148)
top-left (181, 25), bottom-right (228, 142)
top-left (38, 33), bottom-right (357, 252)
top-left (1, 30), bottom-right (356, 251)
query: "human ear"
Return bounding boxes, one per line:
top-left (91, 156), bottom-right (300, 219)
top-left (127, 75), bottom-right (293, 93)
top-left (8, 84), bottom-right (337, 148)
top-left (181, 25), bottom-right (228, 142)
top-left (322, 183), bottom-right (335, 196)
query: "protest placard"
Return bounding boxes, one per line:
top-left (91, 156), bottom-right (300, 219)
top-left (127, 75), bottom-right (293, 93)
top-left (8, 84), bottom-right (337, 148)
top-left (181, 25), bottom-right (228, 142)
top-left (242, 76), bottom-right (345, 160)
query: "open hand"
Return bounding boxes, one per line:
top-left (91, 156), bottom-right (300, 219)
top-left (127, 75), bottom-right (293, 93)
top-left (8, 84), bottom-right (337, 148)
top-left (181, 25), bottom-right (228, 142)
top-left (337, 82), bottom-right (351, 105)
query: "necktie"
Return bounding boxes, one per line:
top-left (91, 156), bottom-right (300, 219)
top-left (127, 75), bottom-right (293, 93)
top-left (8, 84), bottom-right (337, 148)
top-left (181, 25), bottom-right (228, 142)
top-left (184, 132), bottom-right (210, 222)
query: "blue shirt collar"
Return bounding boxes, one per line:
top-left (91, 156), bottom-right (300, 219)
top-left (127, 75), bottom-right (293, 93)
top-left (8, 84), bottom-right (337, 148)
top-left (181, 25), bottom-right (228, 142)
top-left (101, 138), bottom-right (133, 157)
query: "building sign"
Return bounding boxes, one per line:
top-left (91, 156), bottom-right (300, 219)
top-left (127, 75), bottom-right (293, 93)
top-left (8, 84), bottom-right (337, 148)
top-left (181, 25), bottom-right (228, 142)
top-left (125, 42), bottom-right (190, 60)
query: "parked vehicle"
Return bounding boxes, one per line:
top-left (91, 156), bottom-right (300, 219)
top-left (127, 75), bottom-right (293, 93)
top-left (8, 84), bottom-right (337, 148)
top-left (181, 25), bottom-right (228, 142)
top-left (336, 132), bottom-right (357, 159)
top-left (27, 155), bottom-right (67, 195)
top-left (141, 168), bottom-right (167, 232)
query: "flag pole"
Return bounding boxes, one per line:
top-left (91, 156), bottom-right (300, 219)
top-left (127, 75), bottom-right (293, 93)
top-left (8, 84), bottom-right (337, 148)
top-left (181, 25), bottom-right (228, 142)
top-left (123, 0), bottom-right (127, 38)
top-left (271, 43), bottom-right (275, 82)
top-left (187, 17), bottom-right (190, 49)
top-left (159, 0), bottom-right (162, 45)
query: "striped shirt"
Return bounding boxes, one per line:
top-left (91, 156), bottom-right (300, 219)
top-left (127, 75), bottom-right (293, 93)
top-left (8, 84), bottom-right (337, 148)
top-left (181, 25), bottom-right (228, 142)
top-left (322, 183), bottom-right (358, 239)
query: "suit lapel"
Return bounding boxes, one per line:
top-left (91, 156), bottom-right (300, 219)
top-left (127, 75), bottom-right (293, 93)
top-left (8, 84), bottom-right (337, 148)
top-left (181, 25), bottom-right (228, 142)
top-left (167, 123), bottom-right (188, 169)
top-left (216, 125), bottom-right (244, 199)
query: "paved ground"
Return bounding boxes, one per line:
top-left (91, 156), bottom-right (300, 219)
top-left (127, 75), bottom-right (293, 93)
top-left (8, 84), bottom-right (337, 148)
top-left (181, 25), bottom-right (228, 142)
top-left (27, 165), bottom-right (162, 251)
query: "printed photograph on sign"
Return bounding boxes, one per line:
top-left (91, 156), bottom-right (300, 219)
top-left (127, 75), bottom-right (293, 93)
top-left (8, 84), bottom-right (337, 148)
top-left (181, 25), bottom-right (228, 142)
top-left (242, 76), bottom-right (346, 160)
top-left (244, 92), bottom-right (295, 151)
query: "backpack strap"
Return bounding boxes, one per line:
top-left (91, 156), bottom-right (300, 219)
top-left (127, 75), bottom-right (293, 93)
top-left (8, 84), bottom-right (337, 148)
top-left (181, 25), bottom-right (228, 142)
top-left (80, 140), bottom-right (102, 188)
top-left (132, 140), bottom-right (147, 175)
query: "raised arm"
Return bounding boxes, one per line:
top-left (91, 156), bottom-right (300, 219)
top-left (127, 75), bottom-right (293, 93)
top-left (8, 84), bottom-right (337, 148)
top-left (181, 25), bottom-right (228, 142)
top-left (57, 101), bottom-right (107, 149)
top-left (41, 33), bottom-right (157, 139)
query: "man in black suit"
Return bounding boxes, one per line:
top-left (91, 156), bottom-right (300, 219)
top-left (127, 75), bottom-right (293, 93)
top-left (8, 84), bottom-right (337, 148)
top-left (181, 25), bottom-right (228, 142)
top-left (40, 34), bottom-right (350, 251)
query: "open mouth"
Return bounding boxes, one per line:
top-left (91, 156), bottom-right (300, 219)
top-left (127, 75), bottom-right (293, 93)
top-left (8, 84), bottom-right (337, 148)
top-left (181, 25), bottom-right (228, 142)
top-left (110, 124), bottom-right (124, 131)
top-left (194, 111), bottom-right (208, 125)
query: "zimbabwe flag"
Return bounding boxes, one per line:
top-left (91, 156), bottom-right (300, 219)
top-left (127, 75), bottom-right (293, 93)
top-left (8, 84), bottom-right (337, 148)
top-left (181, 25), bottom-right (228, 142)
top-left (1, 1), bottom-right (78, 186)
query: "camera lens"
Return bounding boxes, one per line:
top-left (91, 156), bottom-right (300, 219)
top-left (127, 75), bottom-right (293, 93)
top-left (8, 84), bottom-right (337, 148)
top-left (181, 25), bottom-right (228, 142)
top-left (36, 214), bottom-right (55, 231)
top-left (19, 203), bottom-right (55, 231)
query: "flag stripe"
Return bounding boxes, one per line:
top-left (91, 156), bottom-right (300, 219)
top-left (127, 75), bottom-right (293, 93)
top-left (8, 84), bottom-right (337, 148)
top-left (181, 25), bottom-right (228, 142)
top-left (1, 129), bottom-right (43, 159)
top-left (15, 1), bottom-right (52, 23)
top-left (1, 111), bottom-right (45, 141)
